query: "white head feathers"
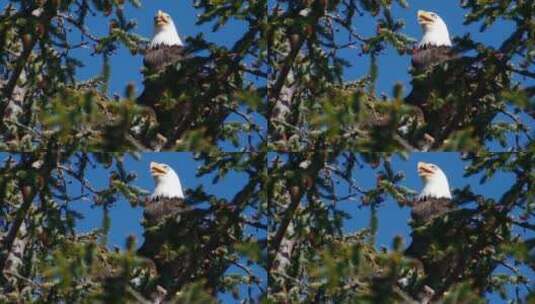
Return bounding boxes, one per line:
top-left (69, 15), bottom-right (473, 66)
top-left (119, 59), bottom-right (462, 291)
top-left (416, 161), bottom-right (452, 200)
top-left (417, 10), bottom-right (452, 48)
top-left (149, 161), bottom-right (185, 200)
top-left (148, 10), bottom-right (183, 48)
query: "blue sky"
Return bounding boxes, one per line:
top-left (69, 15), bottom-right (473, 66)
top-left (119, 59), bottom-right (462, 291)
top-left (330, 152), bottom-right (518, 246)
top-left (68, 153), bottom-right (254, 246)
top-left (267, 152), bottom-right (527, 248)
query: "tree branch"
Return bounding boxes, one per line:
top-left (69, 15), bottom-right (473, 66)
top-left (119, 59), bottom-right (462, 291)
top-left (0, 34), bottom-right (37, 120)
top-left (269, 153), bottom-right (325, 271)
top-left (0, 152), bottom-right (56, 275)
top-left (268, 183), bottom-right (302, 272)
top-left (269, 33), bottom-right (305, 101)
top-left (1, 8), bottom-right (54, 130)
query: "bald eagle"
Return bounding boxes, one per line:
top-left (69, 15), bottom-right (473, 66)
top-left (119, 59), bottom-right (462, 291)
top-left (403, 10), bottom-right (511, 149)
top-left (403, 162), bottom-right (506, 300)
top-left (404, 11), bottom-right (459, 146)
top-left (136, 161), bottom-right (189, 297)
top-left (403, 162), bottom-right (455, 300)
top-left (137, 162), bottom-right (225, 296)
top-left (138, 162), bottom-right (189, 291)
top-left (144, 10), bottom-right (184, 72)
top-left (140, 161), bottom-right (186, 226)
top-left (405, 10), bottom-right (456, 111)
top-left (409, 161), bottom-right (453, 224)
top-left (137, 10), bottom-right (185, 107)
top-left (138, 161), bottom-right (187, 269)
top-left (411, 10), bottom-right (455, 71)
top-left (406, 161), bottom-right (454, 255)
top-left (135, 11), bottom-right (195, 148)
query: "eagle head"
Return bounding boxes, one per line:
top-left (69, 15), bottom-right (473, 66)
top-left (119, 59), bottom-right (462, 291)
top-left (154, 10), bottom-right (172, 29)
top-left (417, 10), bottom-right (452, 48)
top-left (417, 161), bottom-right (452, 200)
top-left (149, 10), bottom-right (183, 48)
top-left (150, 161), bottom-right (184, 199)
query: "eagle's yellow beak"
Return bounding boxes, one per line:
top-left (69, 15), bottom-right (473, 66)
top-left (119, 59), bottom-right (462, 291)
top-left (417, 10), bottom-right (434, 25)
top-left (154, 10), bottom-right (168, 27)
top-left (417, 162), bottom-right (434, 177)
top-left (150, 162), bottom-right (167, 176)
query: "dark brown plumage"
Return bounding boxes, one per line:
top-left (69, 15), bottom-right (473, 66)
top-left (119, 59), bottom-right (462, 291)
top-left (405, 196), bottom-right (454, 258)
top-left (410, 197), bottom-right (454, 224)
top-left (142, 197), bottom-right (187, 226)
top-left (411, 45), bottom-right (456, 71)
top-left (137, 44), bottom-right (190, 146)
top-left (404, 47), bottom-right (459, 143)
top-left (137, 199), bottom-right (218, 297)
top-left (405, 205), bottom-right (501, 301)
top-left (143, 45), bottom-right (185, 72)
top-left (405, 198), bottom-right (457, 300)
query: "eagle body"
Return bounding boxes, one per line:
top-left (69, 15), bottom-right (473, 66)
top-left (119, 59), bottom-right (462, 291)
top-left (137, 162), bottom-right (230, 298)
top-left (405, 162), bottom-right (455, 295)
top-left (138, 161), bottom-right (187, 265)
top-left (411, 45), bottom-right (455, 71)
top-left (404, 10), bottom-right (460, 145)
top-left (137, 162), bottom-right (200, 297)
top-left (135, 11), bottom-right (192, 147)
top-left (138, 10), bottom-right (184, 106)
top-left (403, 162), bottom-right (506, 300)
top-left (142, 196), bottom-right (186, 226)
top-left (410, 197), bottom-right (453, 224)
top-left (143, 45), bottom-right (184, 73)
